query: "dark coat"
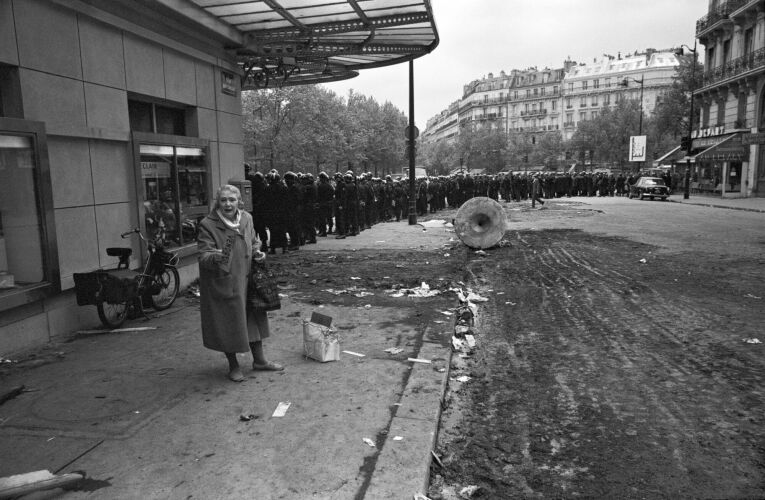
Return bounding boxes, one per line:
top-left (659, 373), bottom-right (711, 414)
top-left (198, 210), bottom-right (268, 353)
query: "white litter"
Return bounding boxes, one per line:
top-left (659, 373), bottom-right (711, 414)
top-left (364, 304), bottom-right (372, 309)
top-left (393, 436), bottom-right (404, 441)
top-left (744, 338), bottom-right (762, 344)
top-left (407, 357), bottom-right (431, 364)
top-left (363, 437), bottom-right (376, 447)
top-left (418, 219), bottom-right (447, 228)
top-left (465, 334), bottom-right (476, 348)
top-left (350, 277), bottom-right (361, 280)
top-left (639, 258), bottom-right (647, 263)
top-left (272, 401), bottom-right (291, 417)
top-left (459, 485), bottom-right (481, 498)
top-left (466, 292), bottom-right (489, 303)
top-left (342, 350), bottom-right (366, 357)
top-left (474, 250), bottom-right (487, 256)
top-left (745, 293), bottom-right (762, 299)
top-left (455, 375), bottom-right (471, 383)
top-left (353, 291), bottom-right (374, 297)
top-left (278, 293), bottom-right (288, 298)
top-left (384, 347), bottom-right (404, 355)
top-left (441, 310), bottom-right (453, 316)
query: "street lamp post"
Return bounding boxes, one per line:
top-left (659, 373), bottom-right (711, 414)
top-left (679, 41), bottom-right (698, 200)
top-left (621, 76), bottom-right (645, 170)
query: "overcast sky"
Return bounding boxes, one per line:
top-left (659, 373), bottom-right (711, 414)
top-left (323, 0), bottom-right (708, 130)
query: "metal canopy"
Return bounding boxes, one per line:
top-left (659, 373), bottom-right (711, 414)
top-left (164, 0), bottom-right (439, 89)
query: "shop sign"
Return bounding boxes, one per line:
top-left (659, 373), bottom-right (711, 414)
top-left (221, 70), bottom-right (236, 95)
top-left (691, 125), bottom-right (725, 139)
top-left (141, 162), bottom-right (170, 179)
top-left (741, 133), bottom-right (765, 145)
top-left (692, 134), bottom-right (732, 149)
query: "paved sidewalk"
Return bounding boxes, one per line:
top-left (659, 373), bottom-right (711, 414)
top-left (669, 194), bottom-right (765, 212)
top-left (0, 218), bottom-right (458, 499)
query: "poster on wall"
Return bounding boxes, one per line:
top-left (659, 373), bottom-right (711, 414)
top-left (629, 135), bottom-right (647, 162)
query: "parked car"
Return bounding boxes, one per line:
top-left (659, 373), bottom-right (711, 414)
top-left (628, 177), bottom-right (670, 201)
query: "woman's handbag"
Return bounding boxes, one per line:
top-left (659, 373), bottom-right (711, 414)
top-left (247, 260), bottom-right (281, 311)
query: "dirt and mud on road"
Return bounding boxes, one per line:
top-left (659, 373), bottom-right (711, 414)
top-left (428, 203), bottom-right (765, 499)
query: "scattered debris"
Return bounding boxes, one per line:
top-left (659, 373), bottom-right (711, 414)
top-left (384, 347), bottom-right (404, 355)
top-left (278, 293), bottom-right (288, 298)
top-left (454, 325), bottom-right (471, 336)
top-left (459, 485), bottom-right (481, 498)
top-left (440, 310), bottom-right (453, 316)
top-left (744, 293), bottom-right (762, 299)
top-left (76, 326), bottom-right (157, 334)
top-left (342, 350), bottom-right (365, 357)
top-left (408, 357), bottom-right (431, 364)
top-left (433, 320), bottom-right (445, 324)
top-left (474, 250), bottom-right (487, 256)
top-left (639, 258), bottom-right (647, 263)
top-left (363, 437), bottom-right (376, 448)
top-left (186, 285), bottom-right (200, 297)
top-left (388, 282), bottom-right (441, 298)
top-left (505, 301), bottom-right (517, 306)
top-left (239, 414), bottom-right (259, 422)
top-left (393, 436), bottom-right (404, 441)
top-left (466, 292), bottom-right (488, 303)
top-left (350, 276), bottom-right (362, 280)
top-left (0, 470), bottom-right (84, 499)
top-left (354, 291), bottom-right (374, 298)
top-left (465, 335), bottom-right (476, 348)
top-left (0, 358), bottom-right (14, 364)
top-left (413, 494), bottom-right (432, 500)
top-left (744, 338), bottom-right (762, 344)
top-left (455, 375), bottom-right (472, 383)
top-left (272, 401), bottom-right (291, 418)
top-left (418, 219), bottom-right (448, 228)
top-left (430, 451), bottom-right (444, 468)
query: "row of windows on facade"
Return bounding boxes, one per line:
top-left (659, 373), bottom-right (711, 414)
top-left (473, 76), bottom-right (641, 101)
top-left (468, 92), bottom-right (651, 121)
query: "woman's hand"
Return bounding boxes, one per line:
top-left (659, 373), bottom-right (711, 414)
top-left (252, 250), bottom-right (266, 263)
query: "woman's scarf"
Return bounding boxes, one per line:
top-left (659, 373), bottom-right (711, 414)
top-left (216, 208), bottom-right (241, 232)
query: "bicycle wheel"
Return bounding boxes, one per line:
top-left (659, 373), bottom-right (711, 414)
top-left (97, 300), bottom-right (129, 328)
top-left (150, 266), bottom-right (179, 310)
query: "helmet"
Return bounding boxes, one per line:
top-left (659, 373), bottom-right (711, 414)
top-left (319, 171), bottom-right (329, 180)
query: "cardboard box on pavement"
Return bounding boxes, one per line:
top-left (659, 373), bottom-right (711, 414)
top-left (303, 318), bottom-right (339, 362)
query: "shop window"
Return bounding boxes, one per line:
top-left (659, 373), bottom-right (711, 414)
top-left (138, 142), bottom-right (209, 248)
top-left (0, 119), bottom-right (59, 310)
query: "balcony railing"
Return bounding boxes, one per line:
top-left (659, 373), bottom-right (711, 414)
top-left (519, 109), bottom-right (548, 117)
top-left (696, 0), bottom-right (747, 36)
top-left (702, 46), bottom-right (765, 87)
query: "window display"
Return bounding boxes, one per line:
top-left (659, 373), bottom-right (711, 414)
top-left (140, 144), bottom-right (208, 247)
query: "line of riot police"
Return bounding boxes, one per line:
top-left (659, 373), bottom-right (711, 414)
top-left (245, 167), bottom-right (659, 253)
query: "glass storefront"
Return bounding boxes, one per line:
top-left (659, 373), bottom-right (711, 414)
top-left (0, 134), bottom-right (44, 287)
top-left (139, 143), bottom-right (209, 247)
top-left (0, 119), bottom-right (59, 310)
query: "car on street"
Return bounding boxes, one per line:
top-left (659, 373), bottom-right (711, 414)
top-left (628, 176), bottom-right (670, 201)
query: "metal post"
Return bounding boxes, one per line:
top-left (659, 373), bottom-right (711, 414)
top-left (408, 59), bottom-right (417, 225)
top-left (684, 41), bottom-right (697, 200)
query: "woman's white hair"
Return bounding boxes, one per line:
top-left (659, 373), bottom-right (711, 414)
top-left (213, 184), bottom-right (244, 210)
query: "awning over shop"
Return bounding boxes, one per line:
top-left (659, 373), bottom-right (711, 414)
top-left (155, 0), bottom-right (439, 89)
top-left (654, 145), bottom-right (683, 165)
top-left (686, 133), bottom-right (749, 163)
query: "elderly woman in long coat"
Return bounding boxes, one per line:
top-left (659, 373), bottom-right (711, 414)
top-left (198, 184), bottom-right (284, 382)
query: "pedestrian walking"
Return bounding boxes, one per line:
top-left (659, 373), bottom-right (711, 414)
top-left (532, 174), bottom-right (544, 208)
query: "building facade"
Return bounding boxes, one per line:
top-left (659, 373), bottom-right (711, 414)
top-left (421, 50), bottom-right (680, 170)
top-left (691, 0), bottom-right (765, 197)
top-left (0, 0), bottom-right (245, 354)
top-left (561, 50), bottom-right (681, 141)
